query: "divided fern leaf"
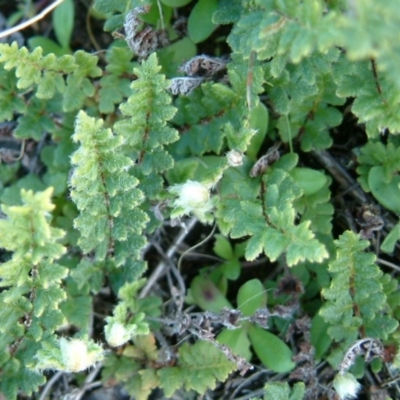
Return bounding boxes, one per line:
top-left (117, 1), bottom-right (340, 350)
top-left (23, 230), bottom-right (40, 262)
top-left (0, 43), bottom-right (101, 110)
top-left (320, 231), bottom-right (398, 346)
top-left (114, 53), bottom-right (179, 204)
top-left (333, 56), bottom-right (400, 137)
top-left (158, 341), bottom-right (235, 396)
top-left (70, 111), bottom-right (148, 266)
top-left (218, 154), bottom-right (328, 266)
top-left (0, 188), bottom-right (68, 399)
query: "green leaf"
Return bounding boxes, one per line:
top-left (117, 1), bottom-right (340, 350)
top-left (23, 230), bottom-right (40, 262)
top-left (114, 53), bottom-right (179, 203)
top-left (310, 314), bottom-right (332, 360)
top-left (99, 73), bottom-right (130, 113)
top-left (217, 326), bottom-right (252, 361)
top-left (219, 259), bottom-right (241, 281)
top-left (0, 174), bottom-right (46, 205)
top-left (290, 168), bottom-right (328, 196)
top-left (237, 279), bottom-right (267, 316)
top-left (247, 102), bottom-right (269, 160)
top-left (248, 325), bottom-right (295, 373)
top-left (157, 37), bottom-right (197, 77)
top-left (28, 37), bottom-right (65, 57)
top-left (93, 0), bottom-right (127, 13)
top-left (368, 166), bottom-right (400, 213)
top-left (70, 110), bottom-right (148, 264)
top-left (213, 234), bottom-right (233, 260)
top-left (60, 294), bottom-right (92, 331)
top-left (0, 364), bottom-right (45, 400)
top-left (213, 0), bottom-right (242, 24)
top-left (188, 0), bottom-right (218, 43)
top-left (190, 275), bottom-right (232, 312)
top-left (161, 0), bottom-right (192, 6)
top-left (159, 341), bottom-right (235, 396)
top-left (53, 0), bottom-right (75, 49)
top-left (381, 222), bottom-right (400, 253)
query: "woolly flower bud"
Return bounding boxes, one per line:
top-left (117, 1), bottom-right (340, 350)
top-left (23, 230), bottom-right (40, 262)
top-left (226, 150), bottom-right (243, 167)
top-left (169, 180), bottom-right (213, 220)
top-left (105, 321), bottom-right (132, 348)
top-left (60, 338), bottom-right (104, 372)
top-left (333, 372), bottom-right (362, 400)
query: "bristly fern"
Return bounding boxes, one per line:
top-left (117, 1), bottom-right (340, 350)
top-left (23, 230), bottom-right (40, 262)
top-left (70, 110), bottom-right (148, 272)
top-left (320, 231), bottom-right (398, 353)
top-left (0, 188), bottom-right (68, 399)
top-left (113, 53), bottom-right (179, 225)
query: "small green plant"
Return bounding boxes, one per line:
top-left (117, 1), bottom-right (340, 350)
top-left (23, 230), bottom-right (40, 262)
top-left (1, 0), bottom-right (400, 399)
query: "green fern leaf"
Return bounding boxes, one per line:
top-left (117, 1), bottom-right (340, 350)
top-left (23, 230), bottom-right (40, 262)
top-left (158, 341), bottom-right (235, 396)
top-left (114, 53), bottom-right (179, 206)
top-left (334, 56), bottom-right (400, 137)
top-left (0, 189), bottom-right (69, 398)
top-left (320, 231), bottom-right (398, 346)
top-left (70, 111), bottom-right (148, 265)
top-left (221, 156), bottom-right (328, 266)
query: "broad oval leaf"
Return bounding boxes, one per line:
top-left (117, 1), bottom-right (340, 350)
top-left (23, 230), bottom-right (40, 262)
top-left (188, 0), bottom-right (218, 43)
top-left (217, 326), bottom-right (252, 360)
top-left (237, 279), bottom-right (267, 316)
top-left (248, 325), bottom-right (295, 373)
top-left (247, 103), bottom-right (269, 160)
top-left (310, 314), bottom-right (332, 360)
top-left (368, 166), bottom-right (400, 214)
top-left (213, 234), bottom-right (233, 260)
top-left (28, 37), bottom-right (64, 57)
top-left (190, 276), bottom-right (232, 312)
top-left (161, 0), bottom-right (192, 6)
top-left (290, 168), bottom-right (328, 196)
top-left (381, 222), bottom-right (400, 253)
top-left (53, 0), bottom-right (74, 50)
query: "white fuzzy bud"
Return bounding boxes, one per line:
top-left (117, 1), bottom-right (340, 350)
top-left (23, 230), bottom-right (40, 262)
top-left (60, 338), bottom-right (104, 372)
top-left (226, 150), bottom-right (243, 167)
top-left (169, 180), bottom-right (213, 219)
top-left (105, 321), bottom-right (131, 348)
top-left (333, 372), bottom-right (362, 400)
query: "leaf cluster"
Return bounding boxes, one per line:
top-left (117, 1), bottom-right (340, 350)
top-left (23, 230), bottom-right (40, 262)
top-left (1, 0), bottom-right (400, 399)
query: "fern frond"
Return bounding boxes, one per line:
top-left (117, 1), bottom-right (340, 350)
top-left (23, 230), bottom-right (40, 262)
top-left (70, 111), bottom-right (148, 267)
top-left (333, 57), bottom-right (400, 137)
top-left (158, 341), bottom-right (235, 396)
top-left (217, 154), bottom-right (328, 266)
top-left (0, 188), bottom-right (68, 399)
top-left (320, 231), bottom-right (398, 346)
top-left (0, 43), bottom-right (101, 110)
top-left (114, 53), bottom-right (179, 201)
